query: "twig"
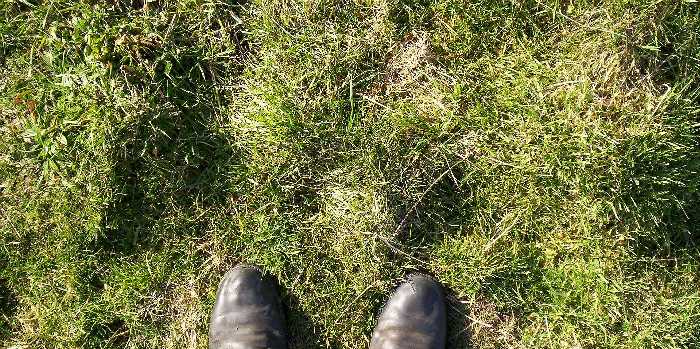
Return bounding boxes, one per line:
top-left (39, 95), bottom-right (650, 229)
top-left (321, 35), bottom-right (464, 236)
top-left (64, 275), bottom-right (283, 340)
top-left (482, 214), bottom-right (520, 253)
top-left (393, 160), bottom-right (463, 236)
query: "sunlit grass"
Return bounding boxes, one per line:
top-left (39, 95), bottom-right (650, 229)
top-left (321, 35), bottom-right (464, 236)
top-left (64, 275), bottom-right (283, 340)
top-left (1, 0), bottom-right (699, 348)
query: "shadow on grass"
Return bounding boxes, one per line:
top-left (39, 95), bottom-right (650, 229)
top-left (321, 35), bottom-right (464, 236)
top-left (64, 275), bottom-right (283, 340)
top-left (627, 1), bottom-right (699, 88)
top-left (97, 104), bottom-right (240, 255)
top-left (387, 158), bottom-right (471, 253)
top-left (616, 132), bottom-right (700, 262)
top-left (283, 291), bottom-right (345, 349)
top-left (378, 161), bottom-right (480, 347)
top-left (0, 277), bottom-right (19, 343)
top-left (88, 0), bottom-right (251, 253)
top-left (445, 293), bottom-right (474, 349)
top-left (76, 1), bottom-right (251, 345)
top-left (87, 317), bottom-right (129, 348)
top-left (618, 2), bottom-right (700, 262)
top-left (88, 82), bottom-right (240, 345)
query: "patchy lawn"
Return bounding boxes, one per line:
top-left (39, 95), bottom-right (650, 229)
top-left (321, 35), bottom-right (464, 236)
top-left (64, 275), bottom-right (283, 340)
top-left (1, 0), bottom-right (699, 348)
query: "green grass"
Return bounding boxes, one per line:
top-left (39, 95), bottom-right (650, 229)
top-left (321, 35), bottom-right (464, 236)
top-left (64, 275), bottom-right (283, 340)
top-left (1, 0), bottom-right (699, 348)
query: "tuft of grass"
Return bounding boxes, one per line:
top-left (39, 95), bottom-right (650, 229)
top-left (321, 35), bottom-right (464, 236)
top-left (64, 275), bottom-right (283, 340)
top-left (1, 0), bottom-right (699, 348)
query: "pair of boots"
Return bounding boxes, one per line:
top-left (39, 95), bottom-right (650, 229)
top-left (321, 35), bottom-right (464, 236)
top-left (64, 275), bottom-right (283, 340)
top-left (209, 265), bottom-right (446, 349)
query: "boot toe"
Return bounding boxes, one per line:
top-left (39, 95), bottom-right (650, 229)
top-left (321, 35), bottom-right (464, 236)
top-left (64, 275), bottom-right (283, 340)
top-left (370, 274), bottom-right (446, 349)
top-left (209, 265), bottom-right (287, 349)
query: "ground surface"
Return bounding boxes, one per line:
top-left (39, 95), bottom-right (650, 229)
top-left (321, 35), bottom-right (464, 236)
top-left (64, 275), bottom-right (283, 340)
top-left (1, 0), bottom-right (699, 348)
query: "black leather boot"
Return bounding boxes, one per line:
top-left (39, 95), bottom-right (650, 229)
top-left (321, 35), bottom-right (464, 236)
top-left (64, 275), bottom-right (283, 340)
top-left (370, 274), bottom-right (446, 349)
top-left (208, 265), bottom-right (287, 349)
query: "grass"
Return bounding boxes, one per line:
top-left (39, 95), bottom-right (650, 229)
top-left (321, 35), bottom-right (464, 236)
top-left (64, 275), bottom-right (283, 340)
top-left (1, 0), bottom-right (699, 348)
